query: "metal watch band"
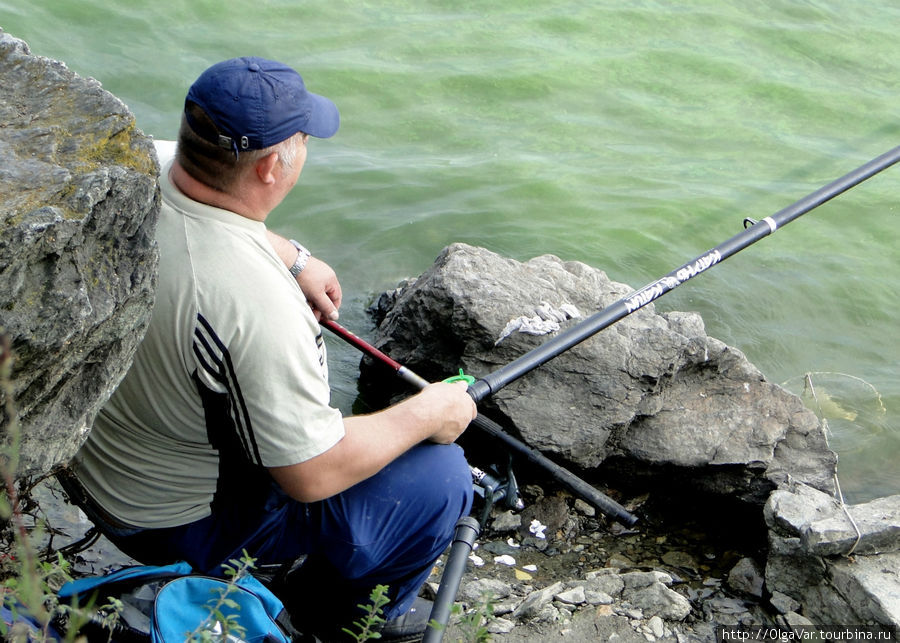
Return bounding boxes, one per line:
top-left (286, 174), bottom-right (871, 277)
top-left (288, 239), bottom-right (310, 277)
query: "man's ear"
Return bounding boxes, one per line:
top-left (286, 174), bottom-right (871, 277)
top-left (255, 151), bottom-right (280, 185)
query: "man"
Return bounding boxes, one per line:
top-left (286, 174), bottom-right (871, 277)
top-left (68, 57), bottom-right (477, 640)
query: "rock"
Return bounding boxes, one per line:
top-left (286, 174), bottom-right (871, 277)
top-left (365, 243), bottom-right (837, 504)
top-left (727, 557), bottom-right (765, 598)
top-left (777, 611), bottom-right (816, 632)
top-left (492, 509), bottom-right (522, 532)
top-left (460, 577), bottom-right (512, 604)
top-left (700, 596), bottom-right (755, 626)
top-left (824, 552), bottom-right (900, 632)
top-left (769, 590), bottom-right (800, 615)
top-left (585, 589), bottom-right (616, 605)
top-left (481, 539), bottom-right (520, 557)
top-left (574, 498), bottom-right (596, 517)
top-left (621, 571), bottom-right (674, 590)
top-left (0, 30), bottom-right (159, 478)
top-left (607, 553), bottom-right (637, 570)
top-left (486, 616), bottom-right (515, 634)
top-left (765, 481), bottom-right (900, 635)
top-left (625, 582), bottom-right (692, 621)
top-left (648, 615), bottom-right (666, 638)
top-left (513, 581), bottom-right (565, 620)
top-left (805, 494), bottom-right (900, 557)
top-left (555, 585), bottom-right (586, 605)
top-left (660, 551), bottom-right (698, 571)
top-left (518, 494), bottom-right (569, 539)
top-left (586, 570), bottom-right (626, 597)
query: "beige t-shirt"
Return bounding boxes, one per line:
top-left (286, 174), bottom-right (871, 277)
top-left (75, 141), bottom-right (344, 528)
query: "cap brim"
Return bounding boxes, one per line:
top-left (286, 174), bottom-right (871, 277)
top-left (303, 91), bottom-right (340, 139)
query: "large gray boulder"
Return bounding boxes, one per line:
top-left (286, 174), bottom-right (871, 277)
top-left (0, 30), bottom-right (159, 478)
top-left (366, 243), bottom-right (837, 503)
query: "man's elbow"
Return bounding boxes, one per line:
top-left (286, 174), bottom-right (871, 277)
top-left (268, 463), bottom-right (338, 503)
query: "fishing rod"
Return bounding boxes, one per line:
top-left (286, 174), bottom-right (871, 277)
top-left (321, 319), bottom-right (637, 526)
top-left (467, 145), bottom-right (900, 403)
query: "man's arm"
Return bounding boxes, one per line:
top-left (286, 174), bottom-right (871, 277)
top-left (268, 381), bottom-right (476, 502)
top-left (267, 230), bottom-right (342, 321)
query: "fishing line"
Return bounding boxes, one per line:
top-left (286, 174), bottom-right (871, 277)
top-left (804, 374), bottom-right (862, 556)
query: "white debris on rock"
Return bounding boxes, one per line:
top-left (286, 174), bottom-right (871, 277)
top-left (495, 302), bottom-right (582, 345)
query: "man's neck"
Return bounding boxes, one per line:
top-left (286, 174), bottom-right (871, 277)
top-left (168, 161), bottom-right (268, 222)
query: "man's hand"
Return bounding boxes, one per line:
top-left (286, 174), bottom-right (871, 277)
top-left (414, 381), bottom-right (478, 444)
top-left (297, 256), bottom-right (342, 321)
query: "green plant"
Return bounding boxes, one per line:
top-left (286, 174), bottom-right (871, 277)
top-left (188, 550), bottom-right (258, 642)
top-left (435, 591), bottom-right (495, 643)
top-left (342, 583), bottom-right (391, 642)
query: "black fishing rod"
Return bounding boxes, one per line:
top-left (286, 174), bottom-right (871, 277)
top-left (467, 145), bottom-right (900, 404)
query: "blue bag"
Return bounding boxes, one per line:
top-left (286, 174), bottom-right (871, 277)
top-left (1, 602), bottom-right (64, 641)
top-left (57, 561), bottom-right (297, 642)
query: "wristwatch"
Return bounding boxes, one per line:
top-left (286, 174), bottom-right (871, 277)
top-left (288, 239), bottom-right (310, 278)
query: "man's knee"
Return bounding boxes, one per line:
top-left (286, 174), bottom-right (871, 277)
top-left (406, 443), bottom-right (472, 512)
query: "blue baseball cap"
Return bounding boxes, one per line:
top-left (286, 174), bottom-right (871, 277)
top-left (185, 56), bottom-right (339, 153)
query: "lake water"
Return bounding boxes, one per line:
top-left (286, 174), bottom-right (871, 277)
top-left (3, 0), bottom-right (898, 503)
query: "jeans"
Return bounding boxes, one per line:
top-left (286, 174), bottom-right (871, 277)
top-left (105, 442), bottom-right (473, 625)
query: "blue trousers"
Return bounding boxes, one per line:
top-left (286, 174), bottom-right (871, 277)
top-left (107, 442), bottom-right (473, 624)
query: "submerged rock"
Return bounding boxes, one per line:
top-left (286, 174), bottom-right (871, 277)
top-left (0, 30), bottom-right (159, 478)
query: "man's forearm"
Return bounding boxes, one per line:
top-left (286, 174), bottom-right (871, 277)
top-left (268, 382), bottom-right (475, 502)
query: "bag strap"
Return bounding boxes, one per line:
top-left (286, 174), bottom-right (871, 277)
top-left (58, 561), bottom-right (194, 600)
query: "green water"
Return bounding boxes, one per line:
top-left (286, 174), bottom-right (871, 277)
top-left (3, 0), bottom-right (898, 502)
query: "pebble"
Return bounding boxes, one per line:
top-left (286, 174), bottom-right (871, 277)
top-left (573, 498), bottom-right (596, 516)
top-left (492, 510), bottom-right (521, 532)
top-left (648, 615), bottom-right (665, 638)
top-left (554, 586), bottom-right (586, 605)
top-left (585, 589), bottom-right (615, 605)
top-left (486, 617), bottom-right (515, 634)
